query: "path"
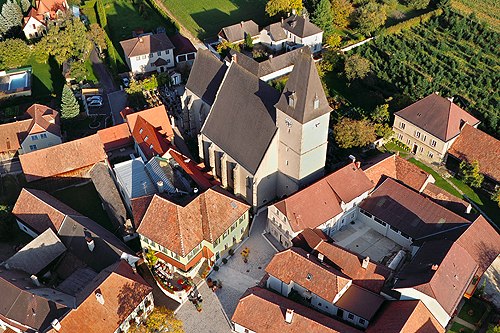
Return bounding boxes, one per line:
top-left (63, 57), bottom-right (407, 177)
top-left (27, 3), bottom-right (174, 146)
top-left (452, 317), bottom-right (478, 331)
top-left (90, 48), bottom-right (117, 93)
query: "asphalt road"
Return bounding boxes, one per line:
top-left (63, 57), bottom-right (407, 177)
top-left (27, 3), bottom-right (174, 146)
top-left (90, 48), bottom-right (117, 93)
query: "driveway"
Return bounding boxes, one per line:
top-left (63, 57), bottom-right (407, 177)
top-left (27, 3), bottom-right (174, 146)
top-left (107, 90), bottom-right (127, 124)
top-left (90, 48), bottom-right (116, 93)
top-left (209, 208), bottom-right (278, 318)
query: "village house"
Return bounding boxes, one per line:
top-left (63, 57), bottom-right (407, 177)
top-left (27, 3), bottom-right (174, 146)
top-left (169, 33), bottom-right (197, 65)
top-left (198, 48), bottom-right (331, 207)
top-left (266, 161), bottom-right (374, 247)
top-left (218, 20), bottom-right (260, 44)
top-left (120, 33), bottom-right (175, 74)
top-left (136, 188), bottom-right (250, 283)
top-left (22, 0), bottom-right (68, 39)
top-left (0, 103), bottom-right (61, 160)
top-left (392, 93), bottom-right (480, 164)
top-left (281, 14), bottom-right (323, 53)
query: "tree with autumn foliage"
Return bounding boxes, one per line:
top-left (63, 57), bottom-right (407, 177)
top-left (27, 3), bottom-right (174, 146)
top-left (265, 0), bottom-right (302, 16)
top-left (129, 307), bottom-right (184, 333)
top-left (333, 118), bottom-right (376, 148)
top-left (459, 160), bottom-right (484, 188)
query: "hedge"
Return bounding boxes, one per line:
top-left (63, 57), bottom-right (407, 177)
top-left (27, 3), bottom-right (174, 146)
top-left (384, 9), bottom-right (443, 35)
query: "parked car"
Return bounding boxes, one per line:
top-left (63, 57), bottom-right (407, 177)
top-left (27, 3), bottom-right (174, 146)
top-left (88, 100), bottom-right (103, 107)
top-left (86, 95), bottom-right (102, 103)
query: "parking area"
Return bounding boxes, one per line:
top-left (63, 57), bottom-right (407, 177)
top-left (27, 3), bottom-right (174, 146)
top-left (82, 92), bottom-right (111, 117)
top-left (331, 220), bottom-right (402, 264)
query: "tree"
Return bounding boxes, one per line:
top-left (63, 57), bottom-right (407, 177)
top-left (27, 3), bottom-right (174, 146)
top-left (459, 160), bottom-right (484, 188)
top-left (331, 0), bottom-right (354, 28)
top-left (0, 205), bottom-right (15, 241)
top-left (371, 103), bottom-right (390, 123)
top-left (88, 23), bottom-right (107, 53)
top-left (19, 0), bottom-right (31, 13)
top-left (311, 0), bottom-right (335, 37)
top-left (355, 2), bottom-right (387, 35)
top-left (265, 0), bottom-right (302, 17)
top-left (374, 123), bottom-right (393, 138)
top-left (487, 325), bottom-right (500, 333)
top-left (129, 307), bottom-right (184, 333)
top-left (405, 0), bottom-right (430, 10)
top-left (333, 118), bottom-right (376, 148)
top-left (0, 38), bottom-right (31, 69)
top-left (216, 39), bottom-right (240, 58)
top-left (326, 34), bottom-right (342, 49)
top-left (1, 0), bottom-right (23, 35)
top-left (244, 32), bottom-right (253, 50)
top-left (491, 188), bottom-right (500, 208)
top-left (69, 61), bottom-right (89, 82)
top-left (344, 54), bottom-right (371, 81)
top-left (60, 85), bottom-right (80, 119)
top-left (435, 0), bottom-right (451, 9)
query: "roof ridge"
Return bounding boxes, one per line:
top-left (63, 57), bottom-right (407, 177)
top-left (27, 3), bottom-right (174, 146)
top-left (175, 205), bottom-right (185, 256)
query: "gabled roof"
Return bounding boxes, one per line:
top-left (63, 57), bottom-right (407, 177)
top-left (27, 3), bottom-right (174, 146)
top-left (23, 7), bottom-right (46, 27)
top-left (448, 124), bottom-right (500, 183)
top-left (314, 241), bottom-right (391, 294)
top-left (274, 163), bottom-right (373, 232)
top-left (263, 22), bottom-right (287, 41)
top-left (169, 33), bottom-right (196, 56)
top-left (219, 20), bottom-right (259, 43)
top-left (282, 15), bottom-right (323, 38)
top-left (137, 188), bottom-right (249, 256)
top-left (275, 49), bottom-right (331, 123)
top-left (201, 62), bottom-right (280, 174)
top-left (132, 115), bottom-right (172, 160)
top-left (130, 194), bottom-right (154, 229)
top-left (120, 33), bottom-right (174, 58)
top-left (126, 105), bottom-right (174, 140)
top-left (36, 0), bottom-right (66, 15)
top-left (265, 248), bottom-right (351, 302)
top-left (19, 134), bottom-right (106, 182)
top-left (232, 287), bottom-right (362, 333)
top-left (97, 123), bottom-right (133, 152)
top-left (422, 183), bottom-right (474, 220)
top-left (359, 178), bottom-right (470, 239)
top-left (56, 260), bottom-right (152, 333)
top-left (185, 49), bottom-right (227, 105)
top-left (394, 239), bottom-right (478, 315)
top-left (367, 300), bottom-right (445, 333)
top-left (166, 148), bottom-right (216, 190)
top-left (395, 93), bottom-right (479, 142)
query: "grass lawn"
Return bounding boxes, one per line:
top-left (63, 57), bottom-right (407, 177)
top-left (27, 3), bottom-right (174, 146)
top-left (52, 182), bottom-right (114, 232)
top-left (458, 298), bottom-right (487, 325)
top-left (448, 322), bottom-right (474, 333)
top-left (161, 0), bottom-right (271, 39)
top-left (383, 142), bottom-right (409, 158)
top-left (408, 158), bottom-right (462, 198)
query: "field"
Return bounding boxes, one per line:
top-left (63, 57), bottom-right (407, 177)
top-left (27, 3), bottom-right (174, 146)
top-left (352, 10), bottom-right (500, 137)
top-left (452, 0), bottom-right (500, 31)
top-left (160, 0), bottom-right (271, 39)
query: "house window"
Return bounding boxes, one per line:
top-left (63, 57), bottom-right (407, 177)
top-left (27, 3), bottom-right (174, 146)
top-left (40, 133), bottom-right (47, 139)
top-left (285, 160), bottom-right (289, 166)
top-left (374, 217), bottom-right (386, 226)
top-left (157, 51), bottom-right (162, 56)
top-left (348, 314), bottom-right (354, 320)
top-left (428, 151), bottom-right (434, 158)
top-left (142, 55), bottom-right (146, 59)
top-left (139, 128), bottom-right (143, 134)
top-left (136, 56), bottom-right (140, 60)
top-left (406, 139), bottom-right (411, 145)
top-left (390, 225), bottom-right (398, 232)
top-left (359, 318), bottom-right (365, 325)
top-left (167, 59), bottom-right (171, 64)
top-left (415, 131), bottom-right (421, 138)
top-left (419, 147), bottom-right (424, 153)
top-left (31, 135), bottom-right (38, 140)
top-left (430, 139), bottom-right (437, 147)
top-left (166, 50), bottom-right (170, 54)
top-left (398, 134), bottom-right (403, 140)
top-left (422, 135), bottom-right (426, 142)
top-left (399, 122), bottom-right (405, 129)
top-left (29, 144), bottom-right (37, 151)
top-left (231, 224), bottom-right (236, 232)
top-left (144, 136), bottom-right (148, 141)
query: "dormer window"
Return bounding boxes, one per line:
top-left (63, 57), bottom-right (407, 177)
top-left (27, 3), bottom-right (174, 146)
top-left (313, 95), bottom-right (319, 109)
top-left (139, 128), bottom-right (143, 134)
top-left (288, 91), bottom-right (296, 108)
top-left (149, 144), bottom-right (154, 149)
top-left (144, 136), bottom-right (148, 142)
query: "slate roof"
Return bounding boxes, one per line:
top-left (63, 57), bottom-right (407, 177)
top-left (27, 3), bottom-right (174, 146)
top-left (201, 62), bottom-right (280, 174)
top-left (265, 248), bottom-right (351, 302)
top-left (395, 93), bottom-right (479, 142)
top-left (137, 188), bottom-right (249, 256)
top-left (359, 178), bottom-right (470, 239)
top-left (282, 15), bottom-right (323, 38)
top-left (274, 163), bottom-right (373, 232)
top-left (19, 134), bottom-right (107, 182)
top-left (275, 49), bottom-right (331, 124)
top-left (120, 33), bottom-right (174, 58)
top-left (185, 49), bottom-right (227, 105)
top-left (219, 20), bottom-right (259, 43)
top-left (334, 284), bottom-right (384, 320)
top-left (367, 300), bottom-right (445, 333)
top-left (447, 124), bottom-right (500, 183)
top-left (232, 287), bottom-right (362, 333)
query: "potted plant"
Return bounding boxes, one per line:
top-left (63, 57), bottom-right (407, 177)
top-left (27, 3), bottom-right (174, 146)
top-left (222, 258), bottom-right (228, 264)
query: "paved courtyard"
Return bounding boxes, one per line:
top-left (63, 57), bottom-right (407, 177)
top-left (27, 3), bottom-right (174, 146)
top-left (331, 220), bottom-right (402, 264)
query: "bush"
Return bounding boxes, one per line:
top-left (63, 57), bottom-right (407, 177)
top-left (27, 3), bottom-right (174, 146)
top-left (213, 265), bottom-right (219, 271)
top-left (222, 258), bottom-right (228, 264)
top-left (228, 249), bottom-right (235, 256)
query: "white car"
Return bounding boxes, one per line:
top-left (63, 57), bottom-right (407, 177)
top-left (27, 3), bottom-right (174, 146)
top-left (86, 95), bottom-right (103, 103)
top-left (88, 100), bottom-right (103, 107)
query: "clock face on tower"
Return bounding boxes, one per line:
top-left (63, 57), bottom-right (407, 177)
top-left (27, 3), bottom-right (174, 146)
top-left (285, 118), bottom-right (292, 128)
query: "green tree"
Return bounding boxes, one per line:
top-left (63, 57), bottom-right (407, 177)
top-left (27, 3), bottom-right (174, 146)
top-left (69, 61), bottom-right (89, 82)
top-left (19, 0), bottom-right (31, 13)
top-left (331, 0), bottom-right (354, 28)
top-left (216, 40), bottom-right (240, 58)
top-left (0, 38), bottom-right (31, 69)
top-left (435, 0), bottom-right (450, 9)
top-left (0, 205), bottom-right (15, 241)
top-left (60, 85), bottom-right (80, 119)
top-left (459, 160), bottom-right (484, 188)
top-left (129, 307), bottom-right (184, 333)
top-left (311, 0), bottom-right (335, 37)
top-left (491, 188), bottom-right (500, 208)
top-left (371, 103), bottom-right (390, 123)
top-left (355, 2), bottom-right (387, 35)
top-left (333, 118), bottom-right (377, 148)
top-left (244, 32), bottom-right (253, 50)
top-left (374, 123), bottom-right (393, 138)
top-left (326, 34), bottom-right (342, 48)
top-left (344, 54), bottom-right (371, 81)
top-left (88, 23), bottom-right (107, 53)
top-left (1, 0), bottom-right (23, 35)
top-left (265, 0), bottom-right (303, 16)
top-left (487, 325), bottom-right (500, 333)
top-left (405, 0), bottom-right (429, 10)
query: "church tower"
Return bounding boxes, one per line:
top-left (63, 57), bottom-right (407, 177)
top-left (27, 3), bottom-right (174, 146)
top-left (275, 49), bottom-right (332, 197)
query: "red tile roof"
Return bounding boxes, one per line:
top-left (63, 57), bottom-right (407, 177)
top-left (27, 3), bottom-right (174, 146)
top-left (422, 183), bottom-right (474, 220)
top-left (274, 163), bottom-right (373, 232)
top-left (12, 188), bottom-right (82, 234)
top-left (265, 248), bottom-right (351, 302)
top-left (19, 134), bottom-right (107, 182)
top-left (126, 106), bottom-right (174, 139)
top-left (359, 178), bottom-right (470, 239)
top-left (448, 124), bottom-right (500, 183)
top-left (130, 194), bottom-right (154, 229)
top-left (314, 241), bottom-right (391, 293)
top-left (395, 93), bottom-right (480, 142)
top-left (166, 148), bottom-right (217, 190)
top-left (56, 260), bottom-right (152, 333)
top-left (367, 300), bottom-right (444, 333)
top-left (97, 123), bottom-right (133, 152)
top-left (232, 287), bottom-right (362, 333)
top-left (137, 188), bottom-right (249, 256)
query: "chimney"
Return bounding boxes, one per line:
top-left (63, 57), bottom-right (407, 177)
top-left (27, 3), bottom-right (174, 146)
top-left (95, 290), bottom-right (105, 305)
top-left (51, 319), bottom-right (62, 332)
top-left (285, 309), bottom-right (294, 324)
top-left (317, 253), bottom-right (324, 262)
top-left (431, 264), bottom-right (439, 271)
top-left (30, 275), bottom-right (41, 287)
top-left (465, 204), bottom-right (472, 214)
top-left (85, 235), bottom-right (95, 252)
top-left (232, 53), bottom-right (238, 64)
top-left (447, 96), bottom-right (454, 103)
top-left (240, 21), bottom-right (244, 27)
top-left (362, 256), bottom-right (370, 269)
top-left (355, 161), bottom-right (361, 169)
top-left (139, 37), bottom-right (143, 43)
top-left (157, 180), bottom-right (165, 193)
